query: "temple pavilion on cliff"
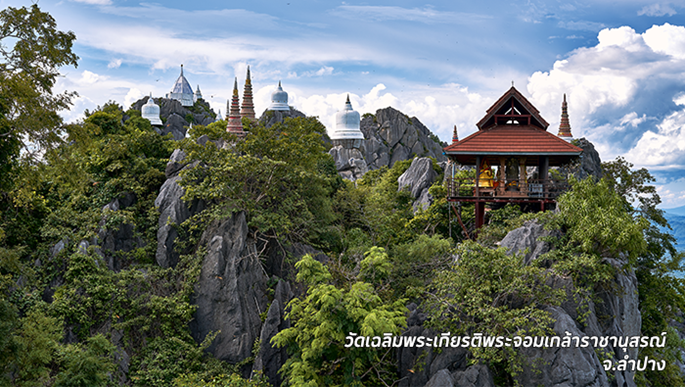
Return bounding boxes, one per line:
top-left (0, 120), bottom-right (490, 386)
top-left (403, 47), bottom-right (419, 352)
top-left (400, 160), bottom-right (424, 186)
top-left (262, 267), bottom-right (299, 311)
top-left (443, 86), bottom-right (582, 231)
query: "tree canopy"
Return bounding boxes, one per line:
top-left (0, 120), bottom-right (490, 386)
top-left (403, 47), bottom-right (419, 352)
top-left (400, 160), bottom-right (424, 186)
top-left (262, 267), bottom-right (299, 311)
top-left (0, 4), bottom-right (78, 186)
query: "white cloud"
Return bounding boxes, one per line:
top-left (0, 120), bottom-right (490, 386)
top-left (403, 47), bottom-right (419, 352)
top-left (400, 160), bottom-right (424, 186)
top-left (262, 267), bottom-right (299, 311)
top-left (331, 5), bottom-right (489, 24)
top-left (643, 23), bottom-right (685, 59)
top-left (253, 82), bottom-right (492, 142)
top-left (638, 3), bottom-right (677, 16)
top-left (124, 88), bottom-right (146, 108)
top-left (107, 59), bottom-right (122, 69)
top-left (70, 0), bottom-right (111, 5)
top-left (625, 108), bottom-right (685, 166)
top-left (620, 112), bottom-right (648, 127)
top-left (527, 23), bottom-right (685, 170)
top-left (558, 20), bottom-right (606, 32)
top-left (56, 70), bottom-right (165, 122)
top-left (285, 66), bottom-right (335, 79)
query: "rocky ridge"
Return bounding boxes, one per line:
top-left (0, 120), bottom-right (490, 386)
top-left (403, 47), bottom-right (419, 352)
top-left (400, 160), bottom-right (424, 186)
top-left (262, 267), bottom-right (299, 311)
top-left (132, 96), bottom-right (216, 140)
top-left (329, 107), bottom-right (447, 181)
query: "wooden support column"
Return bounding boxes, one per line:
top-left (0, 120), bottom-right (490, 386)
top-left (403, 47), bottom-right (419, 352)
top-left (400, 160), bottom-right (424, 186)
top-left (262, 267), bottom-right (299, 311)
top-left (475, 201), bottom-right (485, 229)
top-left (519, 157), bottom-right (527, 194)
top-left (498, 157), bottom-right (506, 196)
top-left (475, 156), bottom-right (481, 198)
top-left (540, 156), bottom-right (549, 198)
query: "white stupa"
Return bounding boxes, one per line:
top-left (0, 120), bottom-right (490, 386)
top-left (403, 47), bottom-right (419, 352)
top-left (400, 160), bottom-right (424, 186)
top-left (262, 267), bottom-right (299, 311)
top-left (167, 65), bottom-right (194, 106)
top-left (268, 81), bottom-right (290, 111)
top-left (141, 94), bottom-right (163, 126)
top-left (329, 95), bottom-right (364, 149)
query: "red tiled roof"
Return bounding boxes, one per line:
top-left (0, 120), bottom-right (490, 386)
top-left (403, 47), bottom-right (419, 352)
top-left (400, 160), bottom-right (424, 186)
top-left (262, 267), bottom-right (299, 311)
top-left (443, 125), bottom-right (582, 155)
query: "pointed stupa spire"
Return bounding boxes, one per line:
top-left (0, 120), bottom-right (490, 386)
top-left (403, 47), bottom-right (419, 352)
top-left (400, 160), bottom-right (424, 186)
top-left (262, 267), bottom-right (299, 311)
top-left (168, 64), bottom-right (194, 106)
top-left (452, 125), bottom-right (459, 144)
top-left (557, 93), bottom-right (573, 141)
top-left (241, 66), bottom-right (256, 121)
top-left (227, 77), bottom-right (245, 138)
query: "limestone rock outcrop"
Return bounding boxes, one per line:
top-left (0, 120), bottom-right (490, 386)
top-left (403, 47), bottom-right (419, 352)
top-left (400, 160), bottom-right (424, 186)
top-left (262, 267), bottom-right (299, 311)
top-left (360, 107), bottom-right (446, 171)
top-left (97, 192), bottom-right (144, 272)
top-left (252, 299), bottom-right (289, 386)
top-left (501, 221), bottom-right (641, 387)
top-left (132, 96), bottom-right (216, 141)
top-left (328, 146), bottom-right (368, 181)
top-left (562, 137), bottom-right (602, 181)
top-left (189, 212), bottom-right (268, 365)
top-left (154, 174), bottom-right (205, 268)
top-left (499, 220), bottom-right (559, 265)
top-left (258, 108), bottom-right (306, 129)
top-left (397, 157), bottom-right (438, 212)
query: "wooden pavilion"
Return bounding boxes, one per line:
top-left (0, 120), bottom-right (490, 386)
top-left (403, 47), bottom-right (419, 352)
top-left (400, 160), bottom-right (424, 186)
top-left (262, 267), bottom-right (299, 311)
top-left (443, 86), bottom-right (582, 230)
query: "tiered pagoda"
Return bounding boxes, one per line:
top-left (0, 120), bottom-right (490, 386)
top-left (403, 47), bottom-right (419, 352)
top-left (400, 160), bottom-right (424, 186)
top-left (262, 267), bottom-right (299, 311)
top-left (443, 86), bottom-right (582, 230)
top-left (226, 78), bottom-right (245, 138)
top-left (557, 94), bottom-right (573, 141)
top-left (241, 66), bottom-right (256, 122)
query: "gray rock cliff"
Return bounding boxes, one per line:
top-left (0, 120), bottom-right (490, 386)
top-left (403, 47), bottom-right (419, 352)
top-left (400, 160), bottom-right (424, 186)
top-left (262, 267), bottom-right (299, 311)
top-left (258, 108), bottom-right (306, 129)
top-left (190, 212), bottom-right (268, 365)
top-left (360, 107), bottom-right (446, 171)
top-left (502, 221), bottom-right (640, 387)
top-left (397, 157), bottom-right (438, 212)
top-left (132, 96), bottom-right (216, 140)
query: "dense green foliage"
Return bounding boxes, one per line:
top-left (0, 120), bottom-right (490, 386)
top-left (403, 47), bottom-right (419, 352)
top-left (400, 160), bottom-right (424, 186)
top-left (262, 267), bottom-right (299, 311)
top-left (273, 251), bottom-right (407, 387)
top-left (2, 6), bottom-right (685, 387)
top-left (180, 116), bottom-right (341, 251)
top-left (0, 4), bottom-right (78, 183)
top-left (601, 158), bottom-right (685, 386)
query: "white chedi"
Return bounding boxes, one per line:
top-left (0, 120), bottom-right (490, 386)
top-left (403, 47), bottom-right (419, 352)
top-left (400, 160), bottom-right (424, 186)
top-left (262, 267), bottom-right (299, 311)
top-left (329, 95), bottom-right (364, 149)
top-left (141, 94), bottom-right (163, 126)
top-left (268, 81), bottom-right (290, 111)
top-left (167, 65), bottom-right (194, 107)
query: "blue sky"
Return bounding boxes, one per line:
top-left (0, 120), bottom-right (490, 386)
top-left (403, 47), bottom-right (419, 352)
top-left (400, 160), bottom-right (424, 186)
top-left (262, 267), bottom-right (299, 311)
top-left (4, 0), bottom-right (685, 207)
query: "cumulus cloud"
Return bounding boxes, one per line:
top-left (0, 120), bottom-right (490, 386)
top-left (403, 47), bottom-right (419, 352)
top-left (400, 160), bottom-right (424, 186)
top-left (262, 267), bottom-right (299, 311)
top-left (56, 70), bottom-right (165, 122)
top-left (246, 82), bottom-right (492, 142)
top-left (527, 23), bottom-right (685, 169)
top-left (620, 112), bottom-right (649, 128)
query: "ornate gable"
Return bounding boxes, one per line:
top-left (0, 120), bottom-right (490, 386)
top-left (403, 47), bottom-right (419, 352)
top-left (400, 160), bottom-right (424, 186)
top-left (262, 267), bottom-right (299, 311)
top-left (476, 86), bottom-right (549, 131)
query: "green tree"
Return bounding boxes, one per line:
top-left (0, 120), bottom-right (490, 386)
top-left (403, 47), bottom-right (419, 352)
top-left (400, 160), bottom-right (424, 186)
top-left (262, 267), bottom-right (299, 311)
top-left (421, 240), bottom-right (562, 379)
top-left (54, 335), bottom-right (115, 387)
top-left (180, 117), bottom-right (339, 248)
top-left (0, 4), bottom-right (78, 173)
top-left (273, 252), bottom-right (407, 387)
top-left (600, 158), bottom-right (685, 386)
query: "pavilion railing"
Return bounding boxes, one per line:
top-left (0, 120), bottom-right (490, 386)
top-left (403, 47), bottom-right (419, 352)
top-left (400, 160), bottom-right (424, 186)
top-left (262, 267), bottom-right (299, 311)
top-left (446, 178), bottom-right (571, 200)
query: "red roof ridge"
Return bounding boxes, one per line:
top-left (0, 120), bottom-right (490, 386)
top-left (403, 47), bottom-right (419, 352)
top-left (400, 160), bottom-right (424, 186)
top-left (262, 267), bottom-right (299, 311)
top-left (476, 86), bottom-right (549, 131)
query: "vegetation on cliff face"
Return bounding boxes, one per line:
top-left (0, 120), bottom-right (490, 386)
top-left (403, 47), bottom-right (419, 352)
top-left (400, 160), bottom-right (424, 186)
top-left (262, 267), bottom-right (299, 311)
top-left (2, 5), bottom-right (685, 387)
